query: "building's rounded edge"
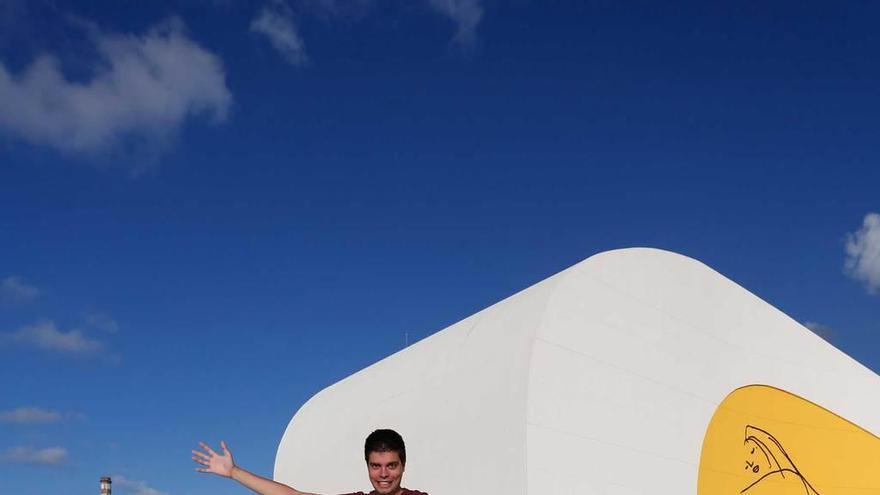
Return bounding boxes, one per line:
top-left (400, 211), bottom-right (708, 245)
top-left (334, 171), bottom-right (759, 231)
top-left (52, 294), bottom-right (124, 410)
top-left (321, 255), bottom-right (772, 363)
top-left (589, 248), bottom-right (863, 364)
top-left (520, 246), bottom-right (718, 494)
top-left (273, 389), bottom-right (325, 481)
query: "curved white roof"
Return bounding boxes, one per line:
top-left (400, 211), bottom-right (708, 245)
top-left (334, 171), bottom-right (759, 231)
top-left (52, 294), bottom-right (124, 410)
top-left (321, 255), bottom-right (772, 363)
top-left (275, 248), bottom-right (880, 495)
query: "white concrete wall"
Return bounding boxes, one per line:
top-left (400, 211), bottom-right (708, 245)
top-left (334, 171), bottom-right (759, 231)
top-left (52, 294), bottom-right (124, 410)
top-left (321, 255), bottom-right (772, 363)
top-left (275, 248), bottom-right (880, 495)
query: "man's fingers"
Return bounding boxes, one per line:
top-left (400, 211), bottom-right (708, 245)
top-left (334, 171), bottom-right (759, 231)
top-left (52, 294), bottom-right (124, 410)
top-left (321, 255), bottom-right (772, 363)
top-left (192, 450), bottom-right (211, 461)
top-left (196, 468), bottom-right (209, 473)
top-left (192, 455), bottom-right (209, 466)
top-left (199, 441), bottom-right (218, 456)
top-left (220, 440), bottom-right (230, 454)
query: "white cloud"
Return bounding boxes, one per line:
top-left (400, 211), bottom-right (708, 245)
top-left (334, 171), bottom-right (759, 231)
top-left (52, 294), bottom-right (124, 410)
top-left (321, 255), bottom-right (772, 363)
top-left (251, 1), bottom-right (308, 66)
top-left (114, 475), bottom-right (168, 495)
top-left (845, 212), bottom-right (880, 294)
top-left (427, 0), bottom-right (483, 46)
top-left (0, 406), bottom-right (62, 424)
top-left (0, 446), bottom-right (67, 465)
top-left (0, 276), bottom-right (40, 304)
top-left (0, 17), bottom-right (231, 156)
top-left (2, 320), bottom-right (103, 354)
top-left (86, 311), bottom-right (119, 333)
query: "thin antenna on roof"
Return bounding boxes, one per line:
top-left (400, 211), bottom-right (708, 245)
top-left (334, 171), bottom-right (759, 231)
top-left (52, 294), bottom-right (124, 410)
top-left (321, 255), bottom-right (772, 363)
top-left (405, 331), bottom-right (409, 347)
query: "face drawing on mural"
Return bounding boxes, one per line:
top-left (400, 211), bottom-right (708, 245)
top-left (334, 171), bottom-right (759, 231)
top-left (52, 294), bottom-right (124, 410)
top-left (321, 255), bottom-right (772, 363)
top-left (744, 435), bottom-right (772, 477)
top-left (740, 426), bottom-right (819, 495)
top-left (699, 386), bottom-right (880, 495)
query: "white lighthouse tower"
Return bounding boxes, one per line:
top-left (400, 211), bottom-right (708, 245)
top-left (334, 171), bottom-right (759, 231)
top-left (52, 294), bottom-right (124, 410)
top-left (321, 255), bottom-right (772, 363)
top-left (100, 477), bottom-right (111, 495)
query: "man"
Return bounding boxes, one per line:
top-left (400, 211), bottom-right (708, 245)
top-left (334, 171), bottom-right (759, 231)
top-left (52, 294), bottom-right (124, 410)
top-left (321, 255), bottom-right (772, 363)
top-left (192, 429), bottom-right (428, 495)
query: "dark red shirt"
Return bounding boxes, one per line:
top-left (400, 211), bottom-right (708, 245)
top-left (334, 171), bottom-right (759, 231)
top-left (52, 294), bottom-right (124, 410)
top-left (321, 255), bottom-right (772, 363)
top-left (340, 490), bottom-right (428, 495)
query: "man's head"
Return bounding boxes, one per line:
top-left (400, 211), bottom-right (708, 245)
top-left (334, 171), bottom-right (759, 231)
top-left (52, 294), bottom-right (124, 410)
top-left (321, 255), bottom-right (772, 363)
top-left (364, 429), bottom-right (406, 495)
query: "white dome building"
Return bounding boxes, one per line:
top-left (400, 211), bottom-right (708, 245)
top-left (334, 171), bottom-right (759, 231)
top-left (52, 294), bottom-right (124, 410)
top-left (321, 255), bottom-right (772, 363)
top-left (275, 248), bottom-right (880, 495)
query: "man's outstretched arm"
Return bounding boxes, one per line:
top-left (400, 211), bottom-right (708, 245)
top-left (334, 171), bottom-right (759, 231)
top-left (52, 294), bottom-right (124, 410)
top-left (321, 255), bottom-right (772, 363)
top-left (192, 441), bottom-right (319, 495)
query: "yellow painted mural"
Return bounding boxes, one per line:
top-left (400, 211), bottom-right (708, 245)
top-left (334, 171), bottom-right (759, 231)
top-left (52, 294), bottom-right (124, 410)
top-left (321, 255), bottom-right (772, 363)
top-left (698, 385), bottom-right (880, 495)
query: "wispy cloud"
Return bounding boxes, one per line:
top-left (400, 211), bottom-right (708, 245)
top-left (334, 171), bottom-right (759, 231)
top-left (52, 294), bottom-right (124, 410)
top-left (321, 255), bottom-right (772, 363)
top-left (804, 321), bottom-right (834, 342)
top-left (114, 475), bottom-right (168, 495)
top-left (0, 406), bottom-right (83, 423)
top-left (1, 320), bottom-right (103, 354)
top-left (0, 17), bottom-right (231, 158)
top-left (0, 406), bottom-right (62, 424)
top-left (427, 0), bottom-right (483, 46)
top-left (299, 0), bottom-right (372, 19)
top-left (86, 311), bottom-right (119, 333)
top-left (251, 0), bottom-right (483, 62)
top-left (0, 276), bottom-right (40, 304)
top-left (0, 446), bottom-right (67, 465)
top-left (251, 1), bottom-right (308, 66)
top-left (845, 212), bottom-right (880, 294)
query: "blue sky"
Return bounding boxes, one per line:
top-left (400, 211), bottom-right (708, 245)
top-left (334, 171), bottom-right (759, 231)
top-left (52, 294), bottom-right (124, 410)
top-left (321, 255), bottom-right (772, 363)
top-left (1, 1), bottom-right (879, 494)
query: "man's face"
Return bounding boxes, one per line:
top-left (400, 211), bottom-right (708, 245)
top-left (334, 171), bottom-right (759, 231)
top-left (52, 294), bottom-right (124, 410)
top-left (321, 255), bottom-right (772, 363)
top-left (367, 450), bottom-right (404, 495)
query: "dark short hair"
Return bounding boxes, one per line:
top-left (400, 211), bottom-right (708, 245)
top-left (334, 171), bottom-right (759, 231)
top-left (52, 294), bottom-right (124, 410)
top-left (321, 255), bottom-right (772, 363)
top-left (364, 429), bottom-right (406, 465)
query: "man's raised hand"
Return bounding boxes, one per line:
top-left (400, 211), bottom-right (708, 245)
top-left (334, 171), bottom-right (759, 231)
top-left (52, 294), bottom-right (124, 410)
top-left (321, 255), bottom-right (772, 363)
top-left (192, 441), bottom-right (235, 477)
